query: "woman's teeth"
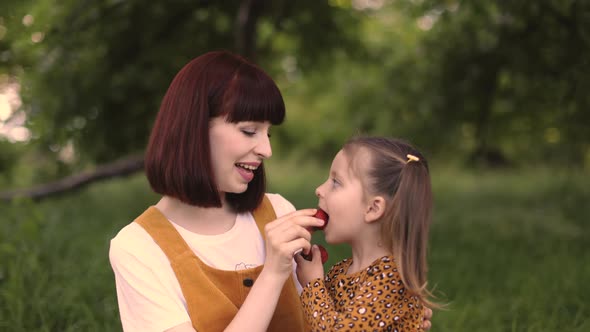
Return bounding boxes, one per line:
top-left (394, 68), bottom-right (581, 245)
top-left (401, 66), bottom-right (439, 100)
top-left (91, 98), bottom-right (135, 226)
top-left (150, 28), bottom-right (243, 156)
top-left (236, 163), bottom-right (258, 171)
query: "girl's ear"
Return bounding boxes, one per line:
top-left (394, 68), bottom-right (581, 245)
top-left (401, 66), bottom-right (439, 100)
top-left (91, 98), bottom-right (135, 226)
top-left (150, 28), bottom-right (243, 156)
top-left (364, 196), bottom-right (386, 223)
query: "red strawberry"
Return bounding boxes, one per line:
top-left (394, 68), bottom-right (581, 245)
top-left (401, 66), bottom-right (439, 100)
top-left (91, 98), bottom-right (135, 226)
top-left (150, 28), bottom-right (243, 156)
top-left (301, 244), bottom-right (329, 264)
top-left (312, 208), bottom-right (329, 231)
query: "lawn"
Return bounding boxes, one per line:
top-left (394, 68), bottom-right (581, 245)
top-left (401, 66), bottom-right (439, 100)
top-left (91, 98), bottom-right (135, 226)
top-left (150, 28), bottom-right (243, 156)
top-left (0, 162), bottom-right (588, 331)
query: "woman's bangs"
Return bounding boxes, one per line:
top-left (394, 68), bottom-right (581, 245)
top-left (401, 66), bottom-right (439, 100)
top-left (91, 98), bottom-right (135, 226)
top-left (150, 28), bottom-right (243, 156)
top-left (223, 66), bottom-right (285, 125)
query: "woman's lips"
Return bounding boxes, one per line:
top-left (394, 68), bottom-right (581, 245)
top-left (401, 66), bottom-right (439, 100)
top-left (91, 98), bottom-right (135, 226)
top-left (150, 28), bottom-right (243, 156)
top-left (235, 165), bottom-right (254, 182)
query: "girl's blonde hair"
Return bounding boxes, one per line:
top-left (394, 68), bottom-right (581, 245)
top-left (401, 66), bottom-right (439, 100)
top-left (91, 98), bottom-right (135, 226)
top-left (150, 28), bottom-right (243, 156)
top-left (343, 136), bottom-right (439, 308)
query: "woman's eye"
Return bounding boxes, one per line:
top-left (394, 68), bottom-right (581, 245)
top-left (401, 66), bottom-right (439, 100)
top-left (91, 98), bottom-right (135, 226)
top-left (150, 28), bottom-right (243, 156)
top-left (241, 130), bottom-right (256, 136)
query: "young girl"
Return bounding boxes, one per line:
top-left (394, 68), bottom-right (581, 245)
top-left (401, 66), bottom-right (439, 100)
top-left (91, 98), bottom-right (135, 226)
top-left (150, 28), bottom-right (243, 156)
top-left (296, 136), bottom-right (437, 332)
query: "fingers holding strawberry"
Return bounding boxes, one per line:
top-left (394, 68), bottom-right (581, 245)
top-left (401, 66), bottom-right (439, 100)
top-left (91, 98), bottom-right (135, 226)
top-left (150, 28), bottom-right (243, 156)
top-left (300, 244), bottom-right (329, 264)
top-left (312, 208), bottom-right (329, 231)
top-left (263, 209), bottom-right (322, 280)
top-left (304, 208), bottom-right (330, 233)
top-left (295, 244), bottom-right (327, 287)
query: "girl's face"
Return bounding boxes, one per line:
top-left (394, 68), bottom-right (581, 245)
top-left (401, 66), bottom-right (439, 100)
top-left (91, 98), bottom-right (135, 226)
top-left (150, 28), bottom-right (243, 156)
top-left (315, 149), bottom-right (368, 244)
top-left (209, 117), bottom-right (272, 195)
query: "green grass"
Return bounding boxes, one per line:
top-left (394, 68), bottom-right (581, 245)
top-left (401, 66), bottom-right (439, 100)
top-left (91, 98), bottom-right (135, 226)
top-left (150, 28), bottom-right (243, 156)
top-left (428, 169), bottom-right (590, 331)
top-left (1, 162), bottom-right (588, 331)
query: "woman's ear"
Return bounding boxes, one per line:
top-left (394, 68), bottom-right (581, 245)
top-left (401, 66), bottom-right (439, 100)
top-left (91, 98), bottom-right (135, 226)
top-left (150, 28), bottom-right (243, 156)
top-left (364, 196), bottom-right (386, 223)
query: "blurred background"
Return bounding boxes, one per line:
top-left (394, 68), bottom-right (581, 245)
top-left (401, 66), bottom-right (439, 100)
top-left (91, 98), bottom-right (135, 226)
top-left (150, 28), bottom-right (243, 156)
top-left (0, 0), bottom-right (589, 331)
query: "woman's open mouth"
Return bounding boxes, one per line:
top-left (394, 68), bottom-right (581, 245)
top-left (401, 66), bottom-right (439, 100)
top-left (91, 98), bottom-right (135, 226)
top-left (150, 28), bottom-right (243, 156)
top-left (235, 163), bottom-right (258, 182)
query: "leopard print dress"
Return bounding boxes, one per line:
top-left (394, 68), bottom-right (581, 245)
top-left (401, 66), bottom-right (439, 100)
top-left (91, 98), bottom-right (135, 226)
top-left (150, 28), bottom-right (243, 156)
top-left (300, 256), bottom-right (424, 332)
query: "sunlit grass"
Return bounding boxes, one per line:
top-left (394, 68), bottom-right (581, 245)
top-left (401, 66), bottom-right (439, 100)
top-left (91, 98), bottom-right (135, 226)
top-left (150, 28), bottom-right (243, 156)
top-left (267, 160), bottom-right (590, 332)
top-left (0, 164), bottom-right (588, 331)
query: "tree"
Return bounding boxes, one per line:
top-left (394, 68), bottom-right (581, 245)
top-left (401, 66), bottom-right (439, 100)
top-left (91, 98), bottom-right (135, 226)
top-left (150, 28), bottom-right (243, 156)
top-left (0, 0), bottom-right (363, 199)
top-left (394, 0), bottom-right (590, 165)
top-left (2, 0), bottom-right (590, 201)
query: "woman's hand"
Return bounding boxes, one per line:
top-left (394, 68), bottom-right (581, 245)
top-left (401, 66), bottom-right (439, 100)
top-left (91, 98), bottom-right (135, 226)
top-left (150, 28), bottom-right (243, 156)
top-left (422, 306), bottom-right (433, 330)
top-left (263, 209), bottom-right (325, 281)
top-left (294, 244), bottom-right (325, 287)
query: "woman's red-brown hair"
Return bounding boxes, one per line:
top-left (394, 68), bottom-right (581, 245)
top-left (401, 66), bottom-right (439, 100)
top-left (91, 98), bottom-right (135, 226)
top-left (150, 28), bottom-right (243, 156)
top-left (145, 51), bottom-right (285, 212)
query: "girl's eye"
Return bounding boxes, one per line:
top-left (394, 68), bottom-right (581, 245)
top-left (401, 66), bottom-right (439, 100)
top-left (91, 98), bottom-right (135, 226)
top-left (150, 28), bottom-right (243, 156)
top-left (331, 178), bottom-right (340, 188)
top-left (241, 130), bottom-right (256, 137)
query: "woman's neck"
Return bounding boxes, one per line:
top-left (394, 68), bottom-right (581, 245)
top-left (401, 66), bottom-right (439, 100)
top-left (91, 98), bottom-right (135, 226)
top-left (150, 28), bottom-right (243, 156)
top-left (154, 195), bottom-right (237, 235)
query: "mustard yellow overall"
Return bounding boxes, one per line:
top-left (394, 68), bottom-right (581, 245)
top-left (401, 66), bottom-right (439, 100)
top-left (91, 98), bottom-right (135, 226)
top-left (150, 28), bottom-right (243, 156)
top-left (135, 196), bottom-right (306, 332)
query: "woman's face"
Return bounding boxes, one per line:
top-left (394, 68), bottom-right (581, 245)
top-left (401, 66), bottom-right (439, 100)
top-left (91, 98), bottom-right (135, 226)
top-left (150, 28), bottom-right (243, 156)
top-left (209, 117), bottom-right (272, 195)
top-left (315, 149), bottom-right (368, 244)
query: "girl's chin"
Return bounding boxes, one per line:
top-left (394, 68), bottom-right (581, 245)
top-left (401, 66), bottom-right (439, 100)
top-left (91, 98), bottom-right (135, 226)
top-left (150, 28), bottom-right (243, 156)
top-left (324, 234), bottom-right (349, 246)
top-left (323, 233), bottom-right (336, 245)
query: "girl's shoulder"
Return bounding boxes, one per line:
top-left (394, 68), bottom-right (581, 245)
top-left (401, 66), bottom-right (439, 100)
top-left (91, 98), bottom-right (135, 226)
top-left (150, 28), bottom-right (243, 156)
top-left (326, 258), bottom-right (352, 278)
top-left (366, 255), bottom-right (400, 276)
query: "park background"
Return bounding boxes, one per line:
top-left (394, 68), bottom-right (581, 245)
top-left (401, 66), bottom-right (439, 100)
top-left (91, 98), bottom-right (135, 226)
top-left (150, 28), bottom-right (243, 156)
top-left (0, 1), bottom-right (589, 331)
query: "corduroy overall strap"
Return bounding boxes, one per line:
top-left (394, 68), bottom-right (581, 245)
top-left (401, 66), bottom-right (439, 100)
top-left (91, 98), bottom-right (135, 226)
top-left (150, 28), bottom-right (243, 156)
top-left (252, 195), bottom-right (277, 240)
top-left (134, 205), bottom-right (238, 331)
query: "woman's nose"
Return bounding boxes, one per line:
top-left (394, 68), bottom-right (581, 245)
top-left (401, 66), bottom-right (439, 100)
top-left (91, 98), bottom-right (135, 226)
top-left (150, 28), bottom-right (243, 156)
top-left (255, 135), bottom-right (272, 159)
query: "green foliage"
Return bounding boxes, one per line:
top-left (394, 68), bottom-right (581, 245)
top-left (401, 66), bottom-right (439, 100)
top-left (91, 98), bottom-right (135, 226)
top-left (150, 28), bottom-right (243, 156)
top-left (393, 0), bottom-right (590, 165)
top-left (1, 166), bottom-right (589, 330)
top-left (1, 0), bottom-right (590, 188)
top-left (0, 176), bottom-right (159, 331)
top-left (264, 0), bottom-right (590, 169)
top-left (1, 0), bottom-right (362, 172)
top-left (0, 140), bottom-right (23, 182)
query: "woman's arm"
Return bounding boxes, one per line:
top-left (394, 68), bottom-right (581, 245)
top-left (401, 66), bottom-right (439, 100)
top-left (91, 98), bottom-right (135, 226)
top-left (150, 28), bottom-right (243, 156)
top-left (224, 269), bottom-right (291, 331)
top-left (112, 207), bottom-right (323, 332)
top-left (223, 209), bottom-right (324, 332)
top-left (164, 322), bottom-right (195, 332)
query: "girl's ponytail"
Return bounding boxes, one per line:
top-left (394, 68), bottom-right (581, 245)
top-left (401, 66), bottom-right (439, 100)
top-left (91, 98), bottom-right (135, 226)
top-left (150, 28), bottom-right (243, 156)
top-left (390, 154), bottom-right (434, 307)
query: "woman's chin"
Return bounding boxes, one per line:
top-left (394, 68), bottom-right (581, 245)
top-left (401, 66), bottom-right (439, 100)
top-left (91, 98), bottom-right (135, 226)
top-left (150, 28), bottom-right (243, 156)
top-left (224, 184), bottom-right (249, 195)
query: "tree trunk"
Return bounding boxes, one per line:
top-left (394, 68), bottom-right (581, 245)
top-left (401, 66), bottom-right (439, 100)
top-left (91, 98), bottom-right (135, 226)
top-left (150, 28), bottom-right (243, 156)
top-left (469, 57), bottom-right (510, 167)
top-left (235, 0), bottom-right (264, 61)
top-left (0, 154), bottom-right (144, 202)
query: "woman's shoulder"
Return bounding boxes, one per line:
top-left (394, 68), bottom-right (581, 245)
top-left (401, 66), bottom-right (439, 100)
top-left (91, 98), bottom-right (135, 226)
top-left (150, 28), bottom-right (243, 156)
top-left (111, 221), bottom-right (150, 246)
top-left (109, 213), bottom-right (161, 261)
top-left (264, 193), bottom-right (296, 217)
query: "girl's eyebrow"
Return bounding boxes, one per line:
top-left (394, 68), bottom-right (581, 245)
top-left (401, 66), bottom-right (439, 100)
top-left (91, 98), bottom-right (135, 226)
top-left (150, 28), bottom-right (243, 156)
top-left (330, 169), bottom-right (343, 180)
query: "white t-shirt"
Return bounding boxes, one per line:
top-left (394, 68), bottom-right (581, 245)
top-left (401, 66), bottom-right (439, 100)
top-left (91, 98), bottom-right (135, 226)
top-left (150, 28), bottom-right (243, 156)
top-left (109, 193), bottom-right (298, 332)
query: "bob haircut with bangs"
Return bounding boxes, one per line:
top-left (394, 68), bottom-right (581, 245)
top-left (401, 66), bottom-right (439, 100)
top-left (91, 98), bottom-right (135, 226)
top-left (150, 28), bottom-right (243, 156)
top-left (145, 50), bottom-right (285, 212)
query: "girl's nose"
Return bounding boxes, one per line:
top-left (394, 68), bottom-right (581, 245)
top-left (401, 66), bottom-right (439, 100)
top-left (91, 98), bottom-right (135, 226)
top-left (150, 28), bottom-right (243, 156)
top-left (315, 184), bottom-right (323, 198)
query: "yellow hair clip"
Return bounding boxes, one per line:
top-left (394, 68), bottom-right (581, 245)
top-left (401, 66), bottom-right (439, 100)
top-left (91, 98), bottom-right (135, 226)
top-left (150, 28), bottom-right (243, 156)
top-left (406, 154), bottom-right (420, 163)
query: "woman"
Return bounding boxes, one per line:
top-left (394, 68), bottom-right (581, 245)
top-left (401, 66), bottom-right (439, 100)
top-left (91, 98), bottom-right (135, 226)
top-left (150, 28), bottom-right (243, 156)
top-left (109, 51), bottom-right (432, 332)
